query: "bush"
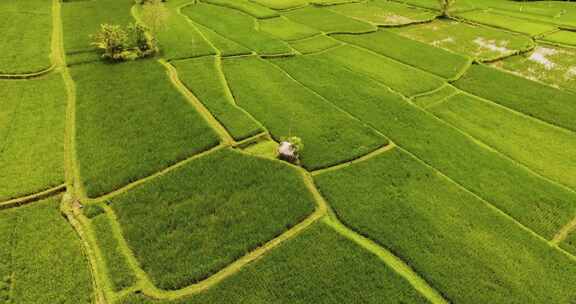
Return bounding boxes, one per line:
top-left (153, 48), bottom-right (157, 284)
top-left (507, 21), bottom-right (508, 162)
top-left (91, 23), bottom-right (158, 61)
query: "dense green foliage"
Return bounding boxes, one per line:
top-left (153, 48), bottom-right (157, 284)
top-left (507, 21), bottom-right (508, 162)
top-left (430, 93), bottom-right (576, 190)
top-left (0, 198), bottom-right (93, 303)
top-left (333, 30), bottom-right (470, 79)
top-left (182, 3), bottom-right (293, 55)
top-left (0, 74), bottom-right (66, 201)
top-left (110, 149), bottom-right (316, 289)
top-left (0, 1), bottom-right (52, 74)
top-left (315, 148), bottom-right (576, 304)
top-left (119, 223), bottom-right (428, 304)
top-left (91, 213), bottom-right (137, 291)
top-left (454, 64), bottom-right (576, 132)
top-left (72, 60), bottom-right (219, 198)
top-left (222, 55), bottom-right (387, 170)
top-left (272, 55), bottom-right (576, 238)
top-left (173, 56), bottom-right (263, 140)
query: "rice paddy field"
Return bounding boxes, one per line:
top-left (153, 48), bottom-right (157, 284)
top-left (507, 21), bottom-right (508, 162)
top-left (1, 0), bottom-right (576, 303)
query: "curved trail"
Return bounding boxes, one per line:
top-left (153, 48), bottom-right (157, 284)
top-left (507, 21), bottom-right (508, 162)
top-left (0, 65), bottom-right (56, 80)
top-left (0, 185), bottom-right (66, 210)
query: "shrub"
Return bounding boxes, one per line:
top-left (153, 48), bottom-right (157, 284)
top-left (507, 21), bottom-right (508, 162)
top-left (91, 23), bottom-right (158, 61)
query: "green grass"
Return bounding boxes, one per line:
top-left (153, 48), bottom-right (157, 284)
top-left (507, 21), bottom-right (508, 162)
top-left (189, 21), bottom-right (252, 56)
top-left (317, 45), bottom-right (444, 96)
top-left (315, 148), bottom-right (576, 304)
top-left (222, 55), bottom-right (387, 170)
top-left (412, 85), bottom-right (459, 108)
top-left (328, 0), bottom-right (437, 26)
top-left (429, 92), bottom-right (576, 191)
top-left (135, 3), bottom-right (215, 60)
top-left (0, 197), bottom-right (93, 303)
top-left (110, 148), bottom-right (316, 290)
top-left (182, 3), bottom-right (293, 55)
top-left (333, 30), bottom-right (470, 79)
top-left (172, 56), bottom-right (263, 140)
top-left (541, 30), bottom-right (576, 47)
top-left (272, 55), bottom-right (576, 239)
top-left (0, 74), bottom-right (66, 201)
top-left (288, 34), bottom-right (341, 54)
top-left (284, 6), bottom-right (377, 34)
top-left (204, 0), bottom-right (279, 18)
top-left (0, 7), bottom-right (52, 74)
top-left (91, 213), bottom-right (137, 292)
top-left (249, 0), bottom-right (307, 10)
top-left (72, 60), bottom-right (219, 198)
top-left (563, 230), bottom-right (576, 256)
top-left (456, 10), bottom-right (557, 36)
top-left (389, 19), bottom-right (534, 61)
top-left (492, 45), bottom-right (576, 92)
top-left (118, 223), bottom-right (428, 304)
top-left (258, 16), bottom-right (320, 41)
top-left (454, 64), bottom-right (576, 132)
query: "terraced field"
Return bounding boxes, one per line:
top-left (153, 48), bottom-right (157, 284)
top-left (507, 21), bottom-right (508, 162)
top-left (1, 0), bottom-right (576, 303)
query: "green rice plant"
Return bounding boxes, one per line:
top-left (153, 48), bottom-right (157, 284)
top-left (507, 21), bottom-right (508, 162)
top-left (110, 148), bottom-right (316, 290)
top-left (310, 0), bottom-right (362, 5)
top-left (172, 56), bottom-right (263, 140)
top-left (258, 16), bottom-right (320, 41)
top-left (412, 84), bottom-right (459, 108)
top-left (62, 0), bottom-right (133, 54)
top-left (541, 30), bottom-right (576, 47)
top-left (249, 0), bottom-right (308, 10)
top-left (563, 230), bottom-right (576, 255)
top-left (182, 3), bottom-right (293, 55)
top-left (429, 92), bottom-right (576, 191)
top-left (317, 45), bottom-right (444, 96)
top-left (0, 197), bottom-right (93, 303)
top-left (315, 148), bottom-right (576, 304)
top-left (134, 3), bottom-right (215, 60)
top-left (454, 64), bottom-right (576, 132)
top-left (389, 19), bottom-right (534, 61)
top-left (284, 6), bottom-right (377, 34)
top-left (0, 74), bottom-right (66, 201)
top-left (222, 55), bottom-right (387, 170)
top-left (190, 21), bottom-right (252, 56)
top-left (333, 30), bottom-right (470, 79)
top-left (72, 60), bottom-right (219, 198)
top-left (0, 6), bottom-right (52, 74)
top-left (204, 0), bottom-right (279, 18)
top-left (327, 1), bottom-right (437, 26)
top-left (288, 34), bottom-right (341, 54)
top-left (91, 213), bottom-right (137, 291)
top-left (491, 45), bottom-right (576, 92)
top-left (118, 223), bottom-right (428, 304)
top-left (455, 10), bottom-right (557, 36)
top-left (271, 55), bottom-right (576, 239)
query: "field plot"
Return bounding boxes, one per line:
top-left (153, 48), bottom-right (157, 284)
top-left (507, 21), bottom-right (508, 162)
top-left (110, 149), bottom-right (316, 290)
top-left (541, 30), bottom-right (576, 47)
top-left (492, 45), bottom-right (576, 92)
top-left (284, 6), bottom-right (377, 34)
top-left (118, 223), bottom-right (428, 304)
top-left (204, 0), bottom-right (279, 18)
top-left (61, 0), bottom-right (133, 64)
top-left (455, 10), bottom-right (557, 36)
top-left (429, 92), bottom-right (576, 191)
top-left (273, 55), bottom-right (576, 239)
top-left (172, 56), bottom-right (263, 140)
top-left (390, 19), bottom-right (534, 61)
top-left (222, 55), bottom-right (387, 170)
top-left (72, 60), bottom-right (219, 198)
top-left (412, 84), bottom-right (459, 108)
top-left (315, 148), bottom-right (576, 304)
top-left (182, 3), bottom-right (293, 55)
top-left (0, 197), bottom-right (92, 303)
top-left (249, 0), bottom-right (307, 10)
top-left (190, 22), bottom-right (252, 56)
top-left (258, 16), bottom-right (320, 41)
top-left (326, 1), bottom-right (437, 26)
top-left (0, 1), bottom-right (52, 75)
top-left (0, 74), bottom-right (66, 201)
top-left (333, 30), bottom-right (470, 79)
top-left (288, 34), bottom-right (342, 54)
top-left (454, 64), bottom-right (576, 132)
top-left (317, 45), bottom-right (444, 96)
